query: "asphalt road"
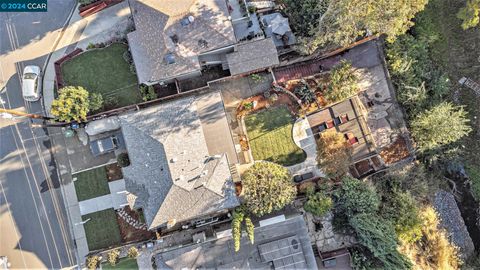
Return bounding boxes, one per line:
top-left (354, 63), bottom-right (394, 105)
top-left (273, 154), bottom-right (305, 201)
top-left (0, 1), bottom-right (77, 268)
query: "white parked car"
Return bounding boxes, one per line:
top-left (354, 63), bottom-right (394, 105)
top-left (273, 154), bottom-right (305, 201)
top-left (22, 65), bottom-right (42, 102)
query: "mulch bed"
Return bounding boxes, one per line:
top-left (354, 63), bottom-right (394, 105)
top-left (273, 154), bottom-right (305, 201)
top-left (240, 91), bottom-right (298, 116)
top-left (380, 136), bottom-right (410, 165)
top-left (106, 163), bottom-right (123, 181)
top-left (116, 207), bottom-right (155, 243)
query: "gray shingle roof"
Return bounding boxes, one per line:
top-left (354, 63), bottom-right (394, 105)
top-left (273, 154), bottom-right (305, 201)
top-left (226, 38), bottom-right (279, 75)
top-left (128, 0), bottom-right (237, 84)
top-left (120, 95), bottom-right (239, 229)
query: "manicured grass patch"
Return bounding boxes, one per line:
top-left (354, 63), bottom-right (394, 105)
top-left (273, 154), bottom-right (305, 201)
top-left (102, 257), bottom-right (138, 269)
top-left (245, 106), bottom-right (306, 166)
top-left (61, 43), bottom-right (141, 108)
top-left (466, 165), bottom-right (480, 202)
top-left (73, 167), bottom-right (110, 201)
top-left (82, 208), bottom-right (122, 251)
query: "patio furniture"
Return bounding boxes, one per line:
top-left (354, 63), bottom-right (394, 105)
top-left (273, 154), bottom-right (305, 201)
top-left (344, 133), bottom-right (358, 145)
top-left (340, 114), bottom-right (349, 123)
top-left (326, 120), bottom-right (335, 129)
top-left (334, 117), bottom-right (341, 126)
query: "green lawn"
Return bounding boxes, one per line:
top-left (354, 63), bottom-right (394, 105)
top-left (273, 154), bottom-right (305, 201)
top-left (102, 257), bottom-right (139, 270)
top-left (82, 208), bottom-right (122, 251)
top-left (73, 167), bottom-right (110, 201)
top-left (245, 106), bottom-right (306, 166)
top-left (61, 43), bottom-right (141, 108)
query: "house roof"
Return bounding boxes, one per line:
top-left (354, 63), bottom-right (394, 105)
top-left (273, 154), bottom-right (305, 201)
top-left (226, 38), bottom-right (279, 75)
top-left (119, 95), bottom-right (239, 229)
top-left (128, 0), bottom-right (237, 84)
top-left (155, 216), bottom-right (318, 269)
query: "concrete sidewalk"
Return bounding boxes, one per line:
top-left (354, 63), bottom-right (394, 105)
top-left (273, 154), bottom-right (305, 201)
top-left (43, 2), bottom-right (133, 265)
top-left (78, 179), bottom-right (128, 215)
top-left (43, 1), bottom-right (132, 117)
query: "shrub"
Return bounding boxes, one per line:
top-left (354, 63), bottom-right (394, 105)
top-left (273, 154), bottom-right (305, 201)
top-left (107, 249), bottom-right (120, 266)
top-left (139, 84), bottom-right (157, 102)
top-left (117, 153), bottom-right (131, 167)
top-left (304, 191), bottom-right (333, 217)
top-left (250, 73), bottom-right (263, 83)
top-left (89, 93), bottom-right (104, 112)
top-left (127, 246), bottom-right (139, 259)
top-left (467, 165), bottom-right (480, 201)
top-left (86, 255), bottom-right (100, 270)
top-left (245, 217), bottom-right (255, 244)
top-left (294, 82), bottom-right (316, 104)
top-left (231, 209), bottom-right (244, 252)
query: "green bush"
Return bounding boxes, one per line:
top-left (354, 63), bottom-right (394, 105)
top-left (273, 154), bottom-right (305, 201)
top-left (245, 217), bottom-right (255, 244)
top-left (304, 191), bottom-right (333, 217)
top-left (139, 85), bottom-right (158, 102)
top-left (294, 83), bottom-right (316, 104)
top-left (231, 209), bottom-right (244, 252)
top-left (117, 153), bottom-right (131, 167)
top-left (89, 93), bottom-right (104, 112)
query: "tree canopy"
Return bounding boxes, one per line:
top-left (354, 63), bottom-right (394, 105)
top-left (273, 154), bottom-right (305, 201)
top-left (350, 214), bottom-right (412, 270)
top-left (411, 102), bottom-right (471, 152)
top-left (457, 0), bottom-right (480, 30)
top-left (292, 0), bottom-right (428, 53)
top-left (316, 129), bottom-right (352, 178)
top-left (304, 190), bottom-right (333, 217)
top-left (324, 60), bottom-right (359, 104)
top-left (51, 86), bottom-right (90, 122)
top-left (334, 176), bottom-right (380, 217)
top-left (242, 162), bottom-right (296, 216)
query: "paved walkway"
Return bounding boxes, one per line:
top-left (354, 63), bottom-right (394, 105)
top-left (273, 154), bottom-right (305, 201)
top-left (43, 1), bottom-right (132, 117)
top-left (78, 179), bottom-right (128, 215)
top-left (287, 117), bottom-right (324, 177)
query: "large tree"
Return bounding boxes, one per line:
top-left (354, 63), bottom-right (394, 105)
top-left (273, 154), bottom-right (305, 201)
top-left (294, 0), bottom-right (428, 53)
top-left (350, 214), bottom-right (412, 269)
top-left (324, 60), bottom-right (359, 104)
top-left (411, 102), bottom-right (471, 152)
top-left (242, 162), bottom-right (296, 216)
top-left (334, 176), bottom-right (380, 218)
top-left (316, 129), bottom-right (352, 178)
top-left (51, 86), bottom-right (90, 122)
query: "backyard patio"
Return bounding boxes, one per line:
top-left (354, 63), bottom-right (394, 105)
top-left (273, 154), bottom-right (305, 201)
top-left (244, 106), bottom-right (306, 166)
top-left (61, 43), bottom-right (142, 109)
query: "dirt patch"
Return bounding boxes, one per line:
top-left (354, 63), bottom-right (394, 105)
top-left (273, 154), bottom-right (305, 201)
top-left (236, 91), bottom-right (299, 118)
top-left (116, 207), bottom-right (155, 243)
top-left (379, 137), bottom-right (410, 165)
top-left (106, 163), bottom-right (123, 182)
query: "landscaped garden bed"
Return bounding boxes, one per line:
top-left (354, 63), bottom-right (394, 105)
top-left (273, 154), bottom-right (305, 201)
top-left (73, 167), bottom-right (110, 201)
top-left (244, 106), bottom-right (306, 166)
top-left (379, 136), bottom-right (410, 165)
top-left (116, 207), bottom-right (154, 243)
top-left (106, 163), bottom-right (123, 182)
top-left (82, 208), bottom-right (122, 251)
top-left (61, 43), bottom-right (141, 110)
top-left (102, 257), bottom-right (138, 269)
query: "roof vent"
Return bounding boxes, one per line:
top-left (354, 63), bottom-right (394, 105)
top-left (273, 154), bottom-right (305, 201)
top-left (170, 157), bottom-right (177, 163)
top-left (198, 39), bottom-right (208, 48)
top-left (165, 53), bottom-right (175, 65)
top-left (201, 170), bottom-right (208, 177)
top-left (188, 16), bottom-right (194, 23)
top-left (170, 34), bottom-right (179, 44)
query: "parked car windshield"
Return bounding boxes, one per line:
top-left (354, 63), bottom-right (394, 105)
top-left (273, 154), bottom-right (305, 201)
top-left (23, 73), bottom-right (36, 80)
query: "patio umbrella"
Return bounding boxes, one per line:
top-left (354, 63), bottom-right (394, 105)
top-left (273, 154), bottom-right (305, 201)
top-left (271, 14), bottom-right (291, 36)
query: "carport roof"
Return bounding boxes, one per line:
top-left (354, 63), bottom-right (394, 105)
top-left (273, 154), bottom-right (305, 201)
top-left (227, 38), bottom-right (279, 75)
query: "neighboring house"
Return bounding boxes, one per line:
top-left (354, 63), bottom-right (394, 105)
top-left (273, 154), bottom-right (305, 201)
top-left (155, 216), bottom-right (318, 269)
top-left (128, 0), bottom-right (280, 85)
top-left (119, 93), bottom-right (239, 230)
top-left (261, 13), bottom-right (296, 48)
